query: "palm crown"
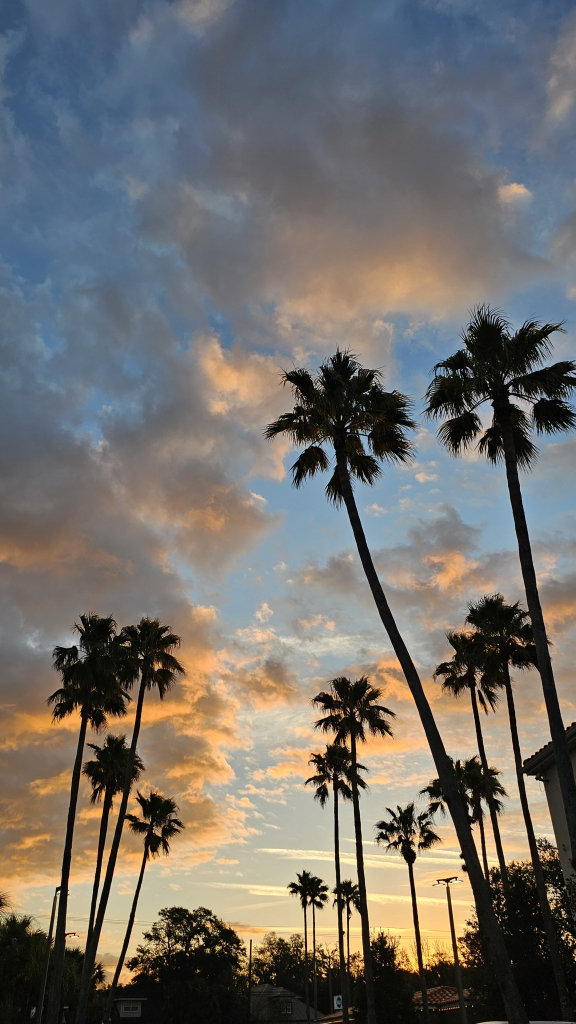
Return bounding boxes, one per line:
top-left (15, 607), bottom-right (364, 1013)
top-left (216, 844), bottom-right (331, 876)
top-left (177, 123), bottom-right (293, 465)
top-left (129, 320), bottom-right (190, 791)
top-left (126, 791), bottom-right (185, 859)
top-left (118, 618), bottom-right (184, 696)
top-left (374, 803), bottom-right (440, 866)
top-left (424, 305), bottom-right (576, 468)
top-left (308, 875), bottom-right (330, 911)
top-left (421, 756), bottom-right (506, 824)
top-left (465, 593), bottom-right (538, 685)
top-left (288, 869), bottom-right (316, 910)
top-left (49, 613), bottom-right (129, 729)
top-left (435, 631), bottom-right (499, 715)
top-left (83, 734), bottom-right (145, 806)
top-left (336, 879), bottom-right (361, 916)
top-left (313, 676), bottom-right (395, 747)
top-left (306, 745), bottom-right (366, 806)
top-left (265, 349), bottom-right (415, 503)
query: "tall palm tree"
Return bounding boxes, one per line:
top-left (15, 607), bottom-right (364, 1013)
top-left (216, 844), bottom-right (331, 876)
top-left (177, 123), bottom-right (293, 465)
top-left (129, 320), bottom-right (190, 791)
top-left (75, 618), bottom-right (184, 1024)
top-left (335, 879), bottom-right (360, 1003)
top-left (288, 870), bottom-right (314, 1023)
top-left (266, 349), bottom-right (528, 1023)
top-left (306, 745), bottom-right (360, 1024)
top-left (421, 756), bottom-right (506, 882)
top-left (466, 593), bottom-right (573, 1020)
top-left (425, 306), bottom-right (576, 872)
top-left (312, 675), bottom-right (391, 1024)
top-left (308, 875), bottom-right (329, 1017)
top-left (82, 735), bottom-right (145, 946)
top-left (374, 803), bottom-right (441, 1024)
top-left (45, 613), bottom-right (129, 1024)
top-left (103, 791), bottom-right (185, 1020)
top-left (435, 631), bottom-right (509, 890)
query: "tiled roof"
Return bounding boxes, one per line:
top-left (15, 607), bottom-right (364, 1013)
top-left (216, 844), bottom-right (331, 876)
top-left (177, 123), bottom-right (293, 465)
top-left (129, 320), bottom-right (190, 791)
top-left (523, 722), bottom-right (576, 775)
top-left (413, 986), bottom-right (470, 1006)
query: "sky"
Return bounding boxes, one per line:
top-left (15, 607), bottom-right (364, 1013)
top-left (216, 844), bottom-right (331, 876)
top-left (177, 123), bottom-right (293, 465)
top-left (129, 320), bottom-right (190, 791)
top-left (2, 0), bottom-right (576, 983)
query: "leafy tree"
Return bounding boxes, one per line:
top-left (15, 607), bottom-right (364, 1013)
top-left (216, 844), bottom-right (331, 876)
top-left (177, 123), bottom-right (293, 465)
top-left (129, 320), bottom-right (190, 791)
top-left (465, 592), bottom-right (572, 1019)
top-left (352, 933), bottom-right (416, 1024)
top-left (104, 792), bottom-right (185, 1019)
top-left (46, 613), bottom-right (128, 1024)
top-left (76, 618), bottom-right (184, 1024)
top-left (461, 842), bottom-right (576, 1021)
top-left (313, 674), bottom-right (391, 1024)
top-left (425, 306), bottom-right (576, 875)
top-left (435, 630), bottom-right (509, 889)
top-left (375, 803), bottom-right (440, 1024)
top-left (266, 349), bottom-right (526, 1023)
top-left (82, 735), bottom-right (145, 945)
top-left (251, 932), bottom-right (306, 995)
top-left (127, 906), bottom-right (245, 1024)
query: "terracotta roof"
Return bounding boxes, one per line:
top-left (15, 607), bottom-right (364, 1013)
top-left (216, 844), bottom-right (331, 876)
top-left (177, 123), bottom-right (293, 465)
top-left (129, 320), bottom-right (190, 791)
top-left (413, 986), bottom-right (470, 1006)
top-left (523, 722), bottom-right (576, 776)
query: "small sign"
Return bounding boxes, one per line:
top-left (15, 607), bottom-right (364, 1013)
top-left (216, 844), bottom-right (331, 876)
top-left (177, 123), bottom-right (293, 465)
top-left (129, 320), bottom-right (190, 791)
top-left (333, 996), bottom-right (343, 1011)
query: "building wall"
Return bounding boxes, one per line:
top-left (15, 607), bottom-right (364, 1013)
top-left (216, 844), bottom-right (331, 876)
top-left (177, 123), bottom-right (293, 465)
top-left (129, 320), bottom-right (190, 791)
top-left (542, 749), bottom-right (576, 883)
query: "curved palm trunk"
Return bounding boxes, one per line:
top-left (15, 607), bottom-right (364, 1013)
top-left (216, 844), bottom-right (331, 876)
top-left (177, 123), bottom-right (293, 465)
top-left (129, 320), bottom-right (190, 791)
top-left (46, 710), bottom-right (89, 1024)
top-left (469, 685), bottom-right (509, 892)
top-left (86, 788), bottom-right (113, 947)
top-left (312, 904), bottom-right (317, 1018)
top-left (500, 411), bottom-right (576, 869)
top-left (335, 449), bottom-right (528, 1024)
top-left (346, 907), bottom-right (351, 1004)
top-left (104, 840), bottom-right (149, 1022)
top-left (304, 902), bottom-right (310, 1024)
top-left (75, 678), bottom-right (147, 1024)
top-left (349, 732), bottom-right (376, 1024)
top-left (476, 809), bottom-right (490, 881)
top-left (503, 666), bottom-right (573, 1020)
top-left (407, 859), bottom-right (430, 1024)
top-left (333, 780), bottom-right (349, 1024)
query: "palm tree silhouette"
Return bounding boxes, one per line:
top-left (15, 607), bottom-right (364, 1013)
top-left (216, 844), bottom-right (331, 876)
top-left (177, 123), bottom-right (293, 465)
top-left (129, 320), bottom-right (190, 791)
top-left (336, 879), bottom-right (360, 1001)
top-left (425, 306), bottom-right (576, 872)
top-left (288, 870), bottom-right (315, 1023)
top-left (435, 631), bottom-right (509, 891)
top-left (466, 593), bottom-right (572, 1019)
top-left (265, 349), bottom-right (526, 1023)
top-left (82, 735), bottom-right (145, 945)
top-left (312, 675), bottom-right (389, 1024)
top-left (45, 613), bottom-right (128, 1024)
top-left (308, 876), bottom-right (329, 1017)
top-left (103, 791), bottom-right (184, 1020)
top-left (306, 745), bottom-right (360, 1024)
top-left (76, 618), bottom-right (184, 1024)
top-left (421, 756), bottom-right (506, 882)
top-left (375, 803), bottom-right (441, 1024)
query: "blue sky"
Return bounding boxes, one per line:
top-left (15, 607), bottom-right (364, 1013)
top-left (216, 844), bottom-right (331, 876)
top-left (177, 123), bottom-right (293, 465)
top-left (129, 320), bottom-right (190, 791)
top-left (2, 0), bottom-right (576, 979)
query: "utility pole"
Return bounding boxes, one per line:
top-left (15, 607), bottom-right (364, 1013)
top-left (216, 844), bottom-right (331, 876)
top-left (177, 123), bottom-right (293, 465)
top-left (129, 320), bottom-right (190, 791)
top-left (247, 938), bottom-right (253, 1024)
top-left (36, 887), bottom-right (61, 1024)
top-left (434, 878), bottom-right (467, 1024)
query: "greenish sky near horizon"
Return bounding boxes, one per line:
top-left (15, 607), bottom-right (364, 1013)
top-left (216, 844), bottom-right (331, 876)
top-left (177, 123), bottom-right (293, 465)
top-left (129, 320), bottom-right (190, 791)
top-left (1, 0), bottom-right (576, 982)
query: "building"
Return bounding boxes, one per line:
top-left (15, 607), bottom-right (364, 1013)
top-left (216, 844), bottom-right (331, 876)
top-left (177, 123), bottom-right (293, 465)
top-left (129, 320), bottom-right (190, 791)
top-left (523, 722), bottom-right (576, 883)
top-left (112, 988), bottom-right (162, 1023)
top-left (250, 984), bottom-right (322, 1024)
top-left (414, 986), bottom-right (471, 1018)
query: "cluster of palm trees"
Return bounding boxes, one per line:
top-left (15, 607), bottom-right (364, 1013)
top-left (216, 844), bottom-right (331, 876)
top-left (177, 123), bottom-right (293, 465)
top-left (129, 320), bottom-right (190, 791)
top-left (265, 306), bottom-right (576, 1024)
top-left (43, 615), bottom-right (186, 1024)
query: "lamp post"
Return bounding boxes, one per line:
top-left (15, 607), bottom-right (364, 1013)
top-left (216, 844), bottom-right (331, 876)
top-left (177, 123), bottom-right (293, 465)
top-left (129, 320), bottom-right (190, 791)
top-left (434, 877), bottom-right (467, 1024)
top-left (36, 887), bottom-right (61, 1024)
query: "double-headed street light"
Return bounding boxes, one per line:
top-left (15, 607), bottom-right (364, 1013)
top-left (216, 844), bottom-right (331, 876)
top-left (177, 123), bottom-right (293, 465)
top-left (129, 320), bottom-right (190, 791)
top-left (434, 877), bottom-right (467, 1024)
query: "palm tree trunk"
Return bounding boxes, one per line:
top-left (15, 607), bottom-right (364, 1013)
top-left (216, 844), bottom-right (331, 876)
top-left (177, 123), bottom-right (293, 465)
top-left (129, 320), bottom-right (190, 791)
top-left (499, 409), bottom-right (576, 869)
top-left (503, 666), bottom-right (573, 1020)
top-left (349, 732), bottom-right (376, 1024)
top-left (45, 710), bottom-right (89, 1024)
top-left (304, 902), bottom-right (310, 1024)
top-left (335, 448), bottom-right (528, 1024)
top-left (104, 840), bottom-right (149, 1022)
top-left (86, 788), bottom-right (112, 948)
top-left (469, 685), bottom-right (509, 892)
top-left (75, 677), bottom-right (147, 1024)
top-left (333, 780), bottom-right (349, 1024)
top-left (407, 860), bottom-right (430, 1024)
top-left (346, 908), bottom-right (351, 1005)
top-left (477, 810), bottom-right (490, 881)
top-left (312, 903), bottom-right (317, 1018)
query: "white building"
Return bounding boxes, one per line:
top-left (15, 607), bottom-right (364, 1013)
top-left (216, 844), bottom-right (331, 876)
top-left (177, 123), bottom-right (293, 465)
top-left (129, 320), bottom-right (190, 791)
top-left (523, 722), bottom-right (576, 883)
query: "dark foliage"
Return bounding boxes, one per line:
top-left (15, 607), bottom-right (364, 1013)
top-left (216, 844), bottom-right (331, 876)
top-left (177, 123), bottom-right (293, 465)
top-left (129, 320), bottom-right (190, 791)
top-left (352, 933), bottom-right (416, 1024)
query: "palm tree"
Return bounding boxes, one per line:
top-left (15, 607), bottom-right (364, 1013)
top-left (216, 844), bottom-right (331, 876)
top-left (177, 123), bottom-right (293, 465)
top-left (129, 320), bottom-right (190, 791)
top-left (425, 305), bottom-right (576, 873)
top-left (466, 593), bottom-right (573, 1020)
top-left (288, 870), bottom-right (314, 1023)
top-left (337, 879), bottom-right (360, 1000)
top-left (374, 803), bottom-right (441, 1024)
top-left (308, 876), bottom-right (329, 1017)
top-left (75, 618), bottom-right (184, 1024)
top-left (103, 791), bottom-right (184, 1020)
top-left (312, 675), bottom-right (390, 1024)
top-left (421, 756), bottom-right (506, 882)
top-left (265, 349), bottom-right (527, 1023)
top-left (435, 631), bottom-right (509, 891)
top-left (82, 735), bottom-right (145, 946)
top-left (45, 613), bottom-right (128, 1024)
top-left (306, 745), bottom-right (360, 1024)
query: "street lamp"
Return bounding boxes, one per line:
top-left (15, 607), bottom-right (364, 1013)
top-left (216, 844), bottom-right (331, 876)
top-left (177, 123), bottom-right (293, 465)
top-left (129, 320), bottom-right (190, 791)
top-left (36, 886), bottom-right (61, 1024)
top-left (434, 877), bottom-right (467, 1024)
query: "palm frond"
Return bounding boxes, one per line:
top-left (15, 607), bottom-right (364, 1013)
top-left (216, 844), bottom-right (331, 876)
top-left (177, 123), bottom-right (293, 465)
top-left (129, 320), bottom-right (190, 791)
top-left (531, 397), bottom-right (576, 435)
top-left (291, 445), bottom-right (330, 488)
top-left (437, 412), bottom-right (483, 454)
